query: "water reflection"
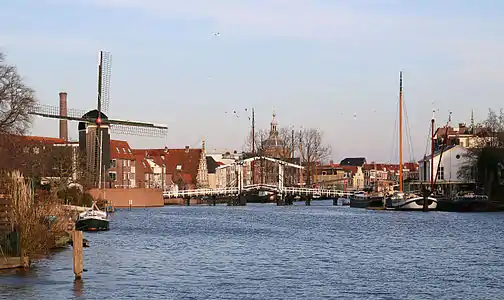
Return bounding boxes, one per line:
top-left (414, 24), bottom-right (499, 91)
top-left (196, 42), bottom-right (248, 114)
top-left (0, 201), bottom-right (503, 299)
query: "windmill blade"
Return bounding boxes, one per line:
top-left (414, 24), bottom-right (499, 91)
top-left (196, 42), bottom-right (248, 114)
top-left (29, 104), bottom-right (90, 121)
top-left (110, 124), bottom-right (167, 137)
top-left (106, 118), bottom-right (168, 129)
top-left (100, 51), bottom-right (112, 114)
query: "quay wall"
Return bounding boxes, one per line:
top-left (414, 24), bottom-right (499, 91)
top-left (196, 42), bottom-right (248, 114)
top-left (88, 188), bottom-right (164, 208)
top-left (164, 198), bottom-right (208, 205)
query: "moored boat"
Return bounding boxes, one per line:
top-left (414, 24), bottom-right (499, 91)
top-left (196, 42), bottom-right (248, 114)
top-left (75, 202), bottom-right (109, 231)
top-left (437, 192), bottom-right (490, 212)
top-left (385, 192), bottom-right (437, 211)
top-left (350, 191), bottom-right (385, 208)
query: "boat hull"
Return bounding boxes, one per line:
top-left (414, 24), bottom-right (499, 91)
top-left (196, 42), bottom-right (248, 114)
top-left (75, 218), bottom-right (109, 231)
top-left (350, 196), bottom-right (384, 208)
top-left (386, 197), bottom-right (437, 211)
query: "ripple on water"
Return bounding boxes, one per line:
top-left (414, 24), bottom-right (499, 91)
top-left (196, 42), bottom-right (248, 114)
top-left (0, 201), bottom-right (503, 299)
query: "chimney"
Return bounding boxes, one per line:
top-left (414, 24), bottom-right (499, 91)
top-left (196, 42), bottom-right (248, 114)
top-left (59, 92), bottom-right (68, 141)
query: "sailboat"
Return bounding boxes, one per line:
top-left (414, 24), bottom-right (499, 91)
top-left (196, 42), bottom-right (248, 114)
top-left (385, 72), bottom-right (438, 211)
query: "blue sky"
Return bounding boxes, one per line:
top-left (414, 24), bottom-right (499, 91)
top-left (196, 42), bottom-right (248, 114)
top-left (1, 0), bottom-right (503, 162)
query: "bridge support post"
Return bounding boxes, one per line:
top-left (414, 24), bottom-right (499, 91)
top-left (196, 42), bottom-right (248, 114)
top-left (185, 197), bottom-right (190, 206)
top-left (305, 197), bottom-right (311, 206)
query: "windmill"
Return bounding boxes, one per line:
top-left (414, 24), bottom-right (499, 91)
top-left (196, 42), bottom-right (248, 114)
top-left (29, 51), bottom-right (168, 187)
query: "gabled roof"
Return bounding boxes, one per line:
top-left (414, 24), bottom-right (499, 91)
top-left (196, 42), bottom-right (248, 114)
top-left (110, 140), bottom-right (135, 160)
top-left (206, 156), bottom-right (219, 174)
top-left (363, 162), bottom-right (419, 172)
top-left (134, 155), bottom-right (153, 173)
top-left (3, 134), bottom-right (67, 145)
top-left (132, 148), bottom-right (202, 184)
top-left (418, 145), bottom-right (458, 162)
top-left (340, 157), bottom-right (366, 167)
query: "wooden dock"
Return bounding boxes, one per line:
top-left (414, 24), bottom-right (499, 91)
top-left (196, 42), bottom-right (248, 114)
top-left (0, 257), bottom-right (29, 270)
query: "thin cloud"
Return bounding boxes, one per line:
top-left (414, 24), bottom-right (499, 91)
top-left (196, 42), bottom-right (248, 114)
top-left (0, 33), bottom-right (100, 54)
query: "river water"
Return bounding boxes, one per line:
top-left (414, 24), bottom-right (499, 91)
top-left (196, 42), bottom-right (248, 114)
top-left (1, 201), bottom-right (503, 299)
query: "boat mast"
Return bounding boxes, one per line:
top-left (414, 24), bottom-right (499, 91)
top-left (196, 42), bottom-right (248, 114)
top-left (430, 110), bottom-right (435, 192)
top-left (399, 71), bottom-right (403, 193)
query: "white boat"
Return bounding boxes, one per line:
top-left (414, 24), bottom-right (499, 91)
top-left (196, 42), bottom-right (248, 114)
top-left (75, 201), bottom-right (109, 231)
top-left (385, 72), bottom-right (441, 211)
top-left (386, 192), bottom-right (437, 211)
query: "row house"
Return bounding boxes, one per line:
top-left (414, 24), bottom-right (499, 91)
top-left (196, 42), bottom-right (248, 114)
top-left (0, 135), bottom-right (79, 184)
top-left (133, 145), bottom-right (208, 191)
top-left (108, 140), bottom-right (136, 188)
top-left (363, 162), bottom-right (419, 191)
top-left (315, 158), bottom-right (366, 190)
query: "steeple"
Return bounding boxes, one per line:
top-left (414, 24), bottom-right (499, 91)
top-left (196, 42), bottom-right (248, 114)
top-left (196, 136), bottom-right (209, 188)
top-left (270, 108), bottom-right (278, 136)
top-left (470, 109), bottom-right (475, 130)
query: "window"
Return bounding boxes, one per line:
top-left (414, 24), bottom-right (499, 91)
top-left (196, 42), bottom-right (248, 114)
top-left (128, 148), bottom-right (132, 154)
top-left (322, 171), bottom-right (327, 176)
top-left (438, 166), bottom-right (444, 180)
top-left (116, 146), bottom-right (120, 153)
top-left (111, 159), bottom-right (117, 168)
top-left (109, 172), bottom-right (117, 181)
top-left (33, 147), bottom-right (40, 154)
top-left (130, 173), bottom-right (135, 181)
top-left (122, 148), bottom-right (127, 154)
top-left (176, 165), bottom-right (182, 170)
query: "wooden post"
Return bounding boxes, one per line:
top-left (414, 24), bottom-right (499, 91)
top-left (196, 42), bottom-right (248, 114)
top-left (72, 230), bottom-right (83, 280)
top-left (128, 199), bottom-right (132, 210)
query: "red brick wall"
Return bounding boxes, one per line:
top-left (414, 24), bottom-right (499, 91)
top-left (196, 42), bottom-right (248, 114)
top-left (88, 188), bottom-right (164, 207)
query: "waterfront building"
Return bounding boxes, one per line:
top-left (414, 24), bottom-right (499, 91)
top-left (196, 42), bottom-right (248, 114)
top-left (133, 144), bottom-right (209, 191)
top-left (0, 135), bottom-right (79, 185)
top-left (417, 145), bottom-right (470, 184)
top-left (108, 140), bottom-right (136, 188)
top-left (363, 162), bottom-right (418, 192)
top-left (340, 157), bottom-right (366, 190)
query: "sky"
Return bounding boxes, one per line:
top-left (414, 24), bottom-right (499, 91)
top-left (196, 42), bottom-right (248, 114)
top-left (1, 0), bottom-right (503, 163)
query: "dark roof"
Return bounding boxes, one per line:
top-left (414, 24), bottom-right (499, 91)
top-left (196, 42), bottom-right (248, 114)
top-left (206, 156), bottom-right (219, 174)
top-left (418, 145), bottom-right (457, 162)
top-left (340, 157), bottom-right (366, 167)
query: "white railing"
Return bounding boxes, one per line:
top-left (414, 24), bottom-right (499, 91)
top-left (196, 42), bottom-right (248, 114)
top-left (282, 187), bottom-right (353, 197)
top-left (163, 184), bottom-right (354, 198)
top-left (163, 187), bottom-right (239, 198)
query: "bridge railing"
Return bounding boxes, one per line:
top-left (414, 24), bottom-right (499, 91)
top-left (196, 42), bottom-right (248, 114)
top-left (163, 185), bottom-right (354, 198)
top-left (163, 187), bottom-right (239, 198)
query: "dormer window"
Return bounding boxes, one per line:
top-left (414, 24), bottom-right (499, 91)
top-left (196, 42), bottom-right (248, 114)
top-left (122, 148), bottom-right (127, 153)
top-left (116, 146), bottom-right (120, 153)
top-left (128, 148), bottom-right (132, 154)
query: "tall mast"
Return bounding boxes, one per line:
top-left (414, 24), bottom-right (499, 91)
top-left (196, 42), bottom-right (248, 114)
top-left (399, 71), bottom-right (403, 193)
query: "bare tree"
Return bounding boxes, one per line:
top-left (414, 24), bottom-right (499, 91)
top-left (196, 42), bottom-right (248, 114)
top-left (300, 128), bottom-right (331, 186)
top-left (458, 108), bottom-right (504, 200)
top-left (0, 52), bottom-right (37, 135)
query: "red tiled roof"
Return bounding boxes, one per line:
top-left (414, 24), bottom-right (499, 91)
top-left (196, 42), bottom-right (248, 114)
top-left (134, 154), bottom-right (153, 173)
top-left (132, 148), bottom-right (202, 184)
top-left (8, 135), bottom-right (67, 145)
top-left (110, 140), bottom-right (135, 160)
top-left (363, 162), bottom-right (418, 172)
top-left (216, 161), bottom-right (225, 166)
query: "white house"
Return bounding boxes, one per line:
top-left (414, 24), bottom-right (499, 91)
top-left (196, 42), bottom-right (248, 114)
top-left (418, 145), bottom-right (472, 183)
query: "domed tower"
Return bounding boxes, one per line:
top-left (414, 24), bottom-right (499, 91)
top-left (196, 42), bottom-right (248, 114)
top-left (263, 109), bottom-right (284, 158)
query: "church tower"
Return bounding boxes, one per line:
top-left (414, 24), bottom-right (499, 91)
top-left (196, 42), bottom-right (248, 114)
top-left (196, 137), bottom-right (209, 188)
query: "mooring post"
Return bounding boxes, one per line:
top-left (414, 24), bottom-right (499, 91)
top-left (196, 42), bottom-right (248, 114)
top-left (72, 230), bottom-right (84, 280)
top-left (305, 198), bottom-right (311, 206)
top-left (128, 199), bottom-right (132, 211)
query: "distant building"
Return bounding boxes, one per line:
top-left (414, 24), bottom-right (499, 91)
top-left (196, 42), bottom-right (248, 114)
top-left (418, 145), bottom-right (470, 183)
top-left (263, 110), bottom-right (290, 159)
top-left (108, 140), bottom-right (136, 188)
